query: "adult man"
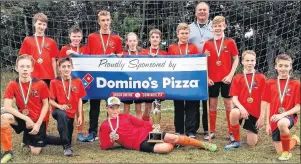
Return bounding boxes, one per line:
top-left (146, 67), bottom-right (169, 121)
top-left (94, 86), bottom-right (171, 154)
top-left (188, 2), bottom-right (213, 139)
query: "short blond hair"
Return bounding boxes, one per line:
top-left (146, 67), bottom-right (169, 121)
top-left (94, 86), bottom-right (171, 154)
top-left (176, 23), bottom-right (189, 33)
top-left (98, 10), bottom-right (111, 21)
top-left (275, 54), bottom-right (293, 65)
top-left (33, 13), bottom-right (48, 24)
top-left (212, 16), bottom-right (225, 25)
top-left (242, 50), bottom-right (256, 60)
top-left (16, 54), bottom-right (35, 66)
top-left (149, 29), bottom-right (162, 38)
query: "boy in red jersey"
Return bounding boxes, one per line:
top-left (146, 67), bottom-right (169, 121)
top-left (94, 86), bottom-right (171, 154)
top-left (59, 25), bottom-right (89, 58)
top-left (58, 25), bottom-right (88, 142)
top-left (122, 32), bottom-right (148, 119)
top-left (141, 29), bottom-right (167, 121)
top-left (49, 57), bottom-right (86, 156)
top-left (86, 10), bottom-right (123, 142)
top-left (202, 16), bottom-right (239, 141)
top-left (19, 13), bottom-right (59, 85)
top-left (168, 23), bottom-right (200, 138)
top-left (1, 55), bottom-right (60, 163)
top-left (224, 50), bottom-right (266, 150)
top-left (99, 97), bottom-right (217, 153)
top-left (262, 54), bottom-right (300, 161)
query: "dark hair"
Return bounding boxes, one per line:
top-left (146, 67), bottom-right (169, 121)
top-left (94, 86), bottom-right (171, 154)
top-left (69, 25), bottom-right (82, 35)
top-left (57, 57), bottom-right (73, 67)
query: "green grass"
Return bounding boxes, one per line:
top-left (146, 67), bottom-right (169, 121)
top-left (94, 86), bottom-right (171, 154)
top-left (1, 72), bottom-right (300, 163)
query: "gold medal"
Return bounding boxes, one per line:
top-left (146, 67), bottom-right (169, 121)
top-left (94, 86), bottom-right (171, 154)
top-left (247, 97), bottom-right (253, 103)
top-left (109, 131), bottom-right (119, 141)
top-left (37, 58), bottom-right (43, 64)
top-left (22, 109), bottom-right (29, 116)
top-left (278, 107), bottom-right (285, 114)
top-left (216, 60), bottom-right (221, 66)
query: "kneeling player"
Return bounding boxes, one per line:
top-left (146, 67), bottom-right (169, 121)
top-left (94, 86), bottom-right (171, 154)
top-left (262, 54), bottom-right (300, 161)
top-left (99, 97), bottom-right (217, 153)
top-left (224, 50), bottom-right (266, 150)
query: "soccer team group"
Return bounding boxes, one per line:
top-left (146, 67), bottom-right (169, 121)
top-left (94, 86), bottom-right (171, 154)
top-left (1, 2), bottom-right (300, 163)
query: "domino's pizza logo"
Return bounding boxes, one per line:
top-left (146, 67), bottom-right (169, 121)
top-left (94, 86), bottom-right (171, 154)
top-left (82, 73), bottom-right (94, 89)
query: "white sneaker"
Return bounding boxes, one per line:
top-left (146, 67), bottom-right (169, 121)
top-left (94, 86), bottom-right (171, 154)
top-left (204, 132), bottom-right (215, 140)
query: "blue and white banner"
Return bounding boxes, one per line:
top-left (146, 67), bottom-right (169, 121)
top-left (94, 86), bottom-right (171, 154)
top-left (71, 54), bottom-right (208, 100)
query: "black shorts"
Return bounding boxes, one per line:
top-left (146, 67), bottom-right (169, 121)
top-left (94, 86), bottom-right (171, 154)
top-left (10, 117), bottom-right (46, 147)
top-left (42, 79), bottom-right (51, 88)
top-left (139, 132), bottom-right (166, 153)
top-left (209, 82), bottom-right (232, 98)
top-left (272, 116), bottom-right (295, 142)
top-left (239, 114), bottom-right (259, 134)
top-left (122, 100), bottom-right (143, 104)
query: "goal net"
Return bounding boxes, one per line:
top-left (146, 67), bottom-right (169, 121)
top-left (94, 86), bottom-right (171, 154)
top-left (1, 1), bottom-right (301, 77)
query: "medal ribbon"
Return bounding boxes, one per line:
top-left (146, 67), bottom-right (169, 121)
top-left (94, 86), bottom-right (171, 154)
top-left (99, 31), bottom-right (111, 54)
top-left (61, 78), bottom-right (72, 102)
top-left (213, 36), bottom-right (224, 60)
top-left (277, 75), bottom-right (290, 107)
top-left (18, 78), bottom-right (32, 107)
top-left (178, 42), bottom-right (188, 55)
top-left (70, 45), bottom-right (79, 53)
top-left (243, 70), bottom-right (255, 96)
top-left (34, 35), bottom-right (45, 58)
top-left (108, 116), bottom-right (119, 134)
top-left (128, 49), bottom-right (138, 56)
top-left (149, 47), bottom-right (159, 56)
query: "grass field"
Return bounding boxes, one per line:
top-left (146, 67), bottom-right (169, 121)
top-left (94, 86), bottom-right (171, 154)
top-left (1, 72), bottom-right (300, 163)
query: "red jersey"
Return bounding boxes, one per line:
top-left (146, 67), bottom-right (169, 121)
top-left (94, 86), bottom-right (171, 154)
top-left (19, 36), bottom-right (59, 79)
top-left (262, 78), bottom-right (300, 131)
top-left (49, 76), bottom-right (86, 118)
top-left (3, 78), bottom-right (49, 122)
top-left (202, 37), bottom-right (239, 82)
top-left (87, 32), bottom-right (123, 55)
top-left (58, 45), bottom-right (90, 58)
top-left (168, 43), bottom-right (199, 55)
top-left (122, 49), bottom-right (148, 56)
top-left (230, 72), bottom-right (266, 118)
top-left (99, 114), bottom-right (153, 150)
top-left (141, 47), bottom-right (168, 56)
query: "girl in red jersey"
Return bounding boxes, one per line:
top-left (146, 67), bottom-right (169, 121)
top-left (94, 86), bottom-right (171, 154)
top-left (262, 54), bottom-right (300, 161)
top-left (141, 29), bottom-right (168, 121)
top-left (122, 32), bottom-right (148, 119)
top-left (168, 23), bottom-right (200, 138)
top-left (58, 25), bottom-right (89, 58)
top-left (1, 55), bottom-right (60, 163)
top-left (49, 57), bottom-right (87, 156)
top-left (99, 97), bottom-right (217, 153)
top-left (224, 50), bottom-right (266, 150)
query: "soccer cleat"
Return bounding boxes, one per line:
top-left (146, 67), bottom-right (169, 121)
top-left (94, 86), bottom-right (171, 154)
top-left (77, 133), bottom-right (87, 142)
top-left (86, 131), bottom-right (98, 142)
top-left (204, 132), bottom-right (215, 140)
top-left (224, 141), bottom-right (241, 150)
top-left (278, 151), bottom-right (292, 161)
top-left (64, 148), bottom-right (73, 156)
top-left (202, 142), bottom-right (217, 152)
top-left (1, 151), bottom-right (13, 163)
top-left (291, 135), bottom-right (300, 146)
top-left (187, 133), bottom-right (196, 139)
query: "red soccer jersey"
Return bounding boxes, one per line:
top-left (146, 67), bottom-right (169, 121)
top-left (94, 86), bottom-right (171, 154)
top-left (88, 32), bottom-right (123, 55)
top-left (230, 72), bottom-right (266, 118)
top-left (3, 78), bottom-right (49, 122)
top-left (49, 76), bottom-right (87, 118)
top-left (99, 114), bottom-right (153, 150)
top-left (122, 49), bottom-right (148, 56)
top-left (202, 37), bottom-right (239, 82)
top-left (141, 47), bottom-right (168, 56)
top-left (262, 78), bottom-right (300, 131)
top-left (58, 45), bottom-right (90, 58)
top-left (19, 36), bottom-right (59, 79)
top-left (168, 43), bottom-right (199, 55)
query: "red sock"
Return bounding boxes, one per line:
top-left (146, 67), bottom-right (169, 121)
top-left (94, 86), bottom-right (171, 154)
top-left (226, 111), bottom-right (231, 134)
top-left (230, 124), bottom-right (240, 141)
top-left (209, 111), bottom-right (217, 133)
top-left (281, 134), bottom-right (291, 152)
top-left (1, 126), bottom-right (13, 152)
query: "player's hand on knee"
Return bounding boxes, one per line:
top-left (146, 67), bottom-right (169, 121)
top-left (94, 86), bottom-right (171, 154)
top-left (59, 104), bottom-right (69, 110)
top-left (25, 117), bottom-right (35, 129)
top-left (265, 124), bottom-right (271, 136)
top-left (29, 123), bottom-right (41, 135)
top-left (239, 108), bottom-right (249, 119)
top-left (256, 117), bottom-right (264, 130)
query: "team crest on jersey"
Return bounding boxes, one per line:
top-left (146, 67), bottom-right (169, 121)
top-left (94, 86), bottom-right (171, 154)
top-left (72, 86), bottom-right (77, 92)
top-left (43, 43), bottom-right (50, 50)
top-left (252, 81), bottom-right (258, 88)
top-left (222, 45), bottom-right (228, 52)
top-left (31, 89), bottom-right (39, 97)
top-left (286, 88), bottom-right (291, 96)
top-left (109, 41), bottom-right (114, 47)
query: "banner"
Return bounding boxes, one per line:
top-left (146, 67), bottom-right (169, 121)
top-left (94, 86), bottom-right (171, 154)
top-left (71, 54), bottom-right (208, 100)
